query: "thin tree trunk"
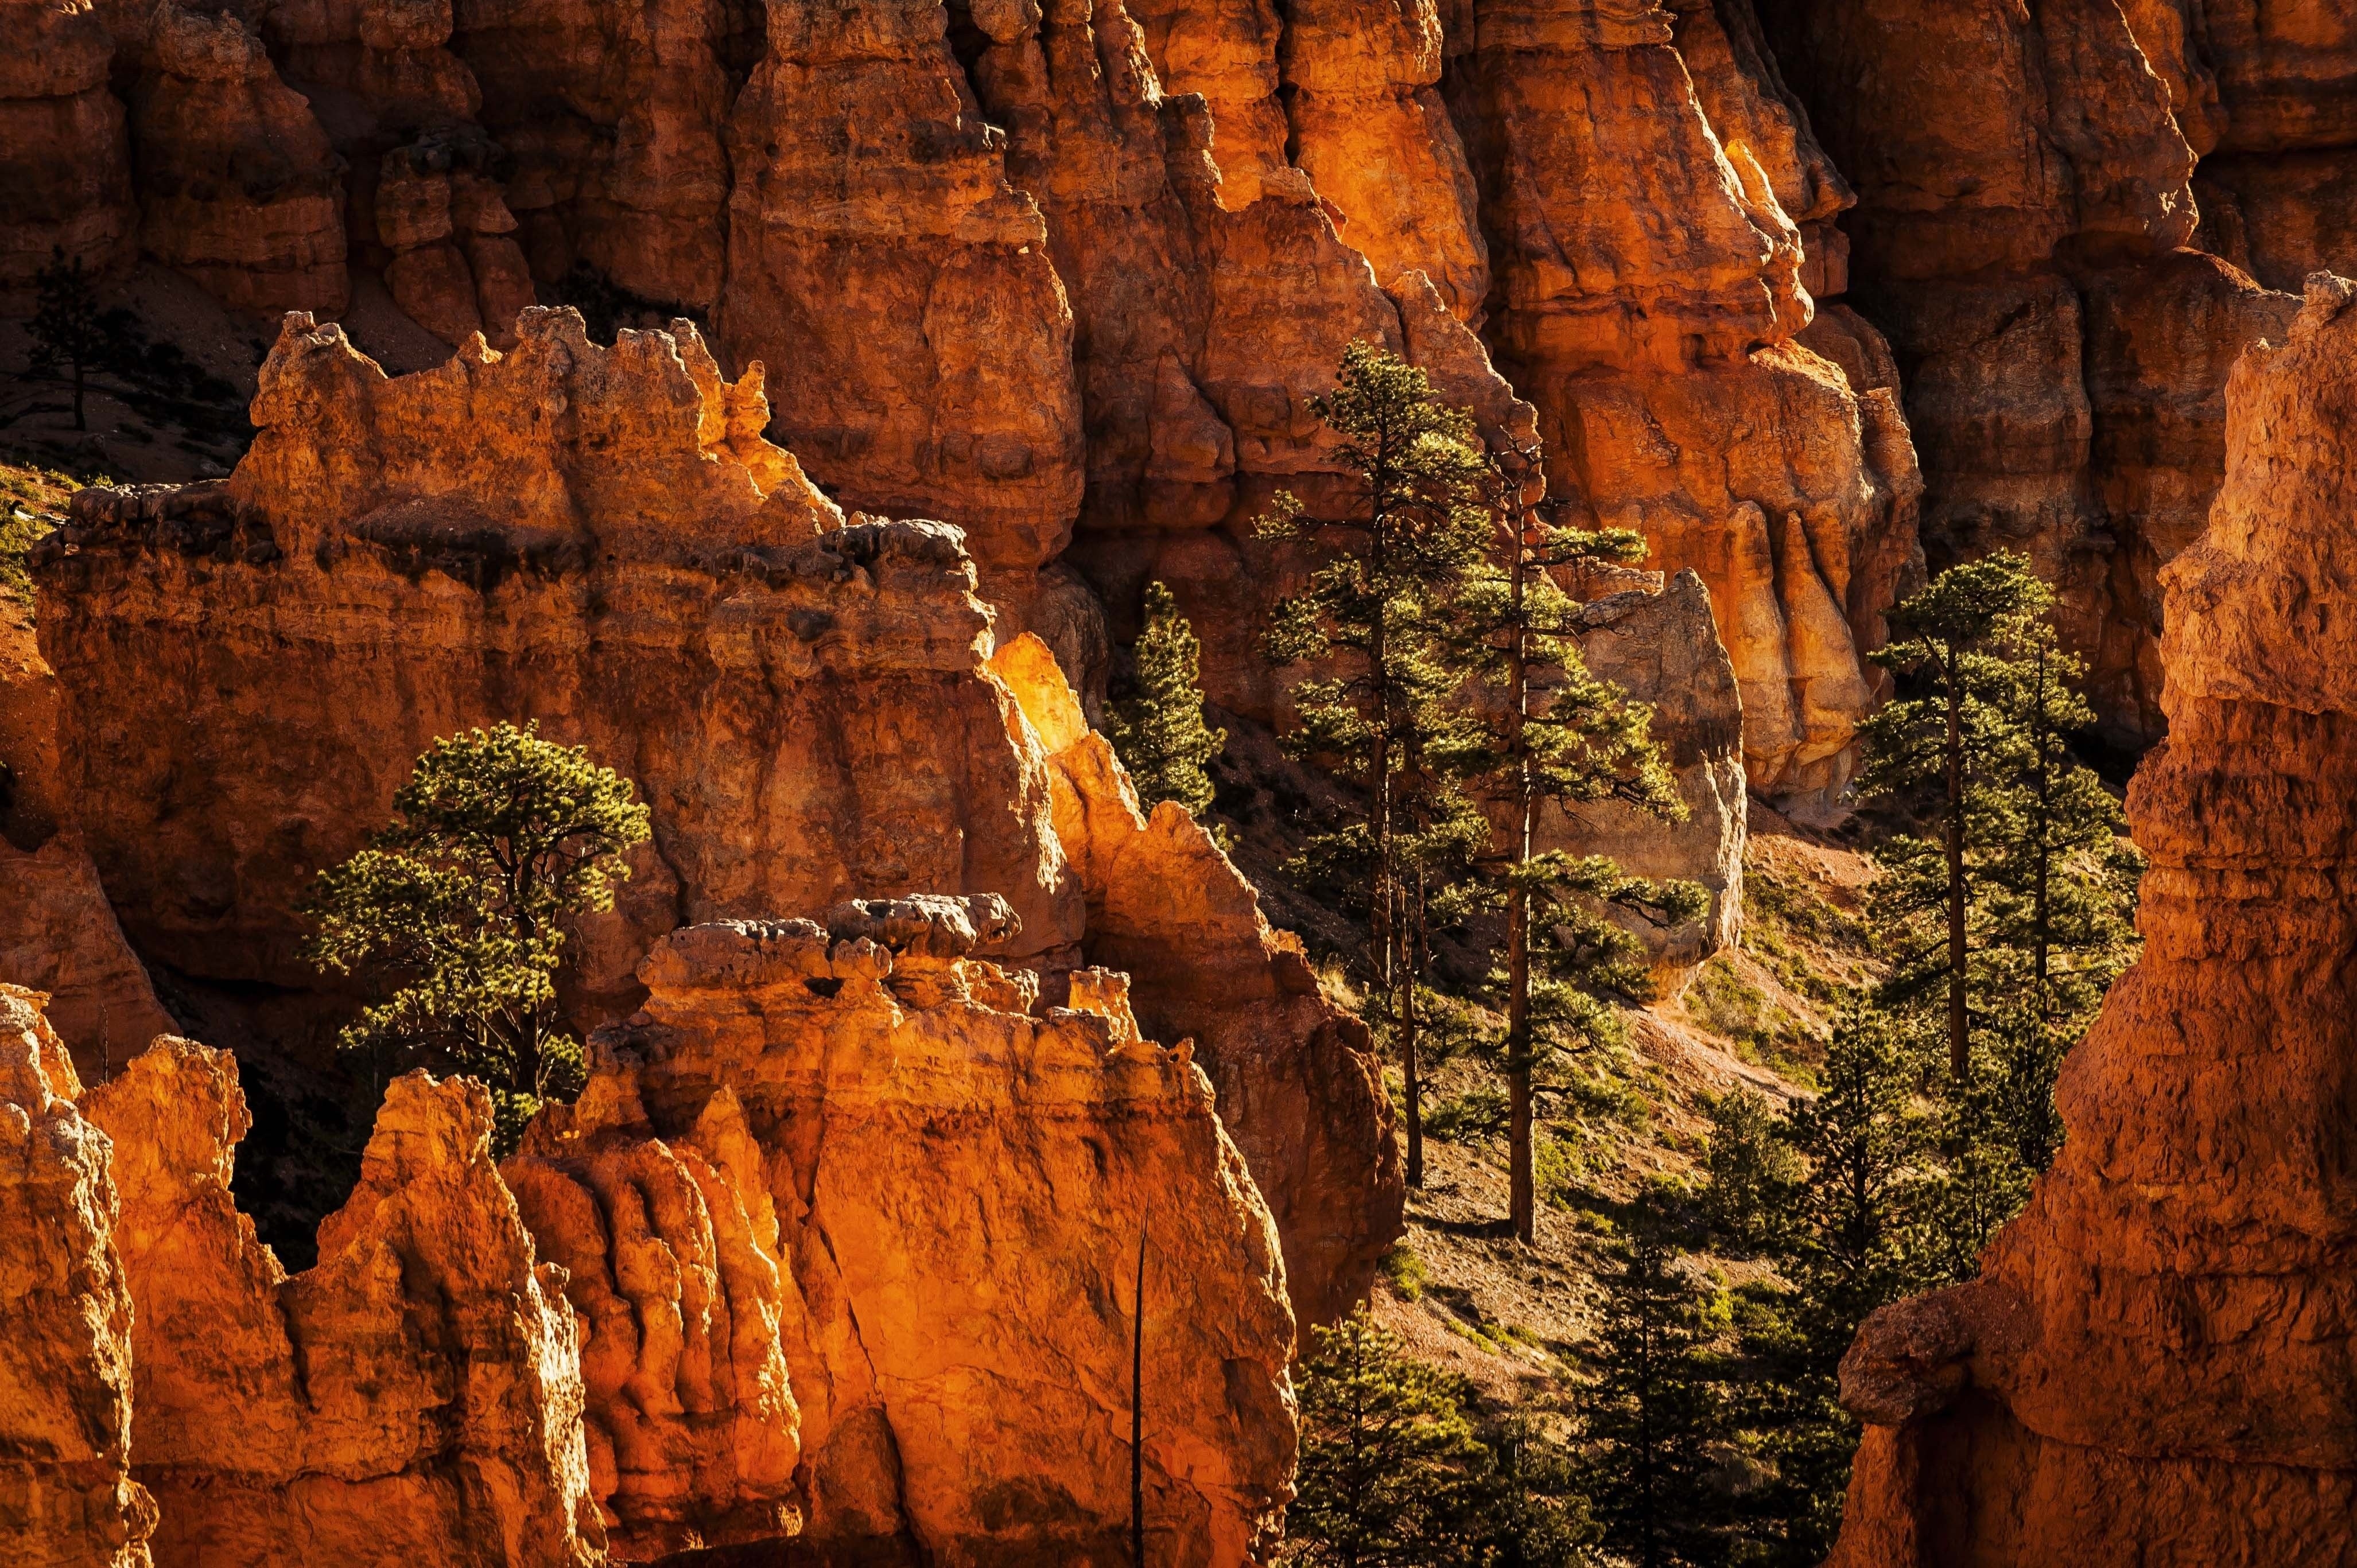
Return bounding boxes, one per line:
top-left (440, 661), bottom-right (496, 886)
top-left (1403, 876), bottom-right (1424, 1189)
top-left (1506, 526), bottom-right (1536, 1243)
top-left (71, 357), bottom-right (86, 433)
top-left (1945, 653), bottom-right (1969, 1085)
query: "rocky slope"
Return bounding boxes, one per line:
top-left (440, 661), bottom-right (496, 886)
top-left (1826, 275), bottom-right (2357, 1563)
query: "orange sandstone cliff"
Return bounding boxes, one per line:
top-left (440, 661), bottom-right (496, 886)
top-left (30, 308), bottom-right (1401, 1326)
top-left (1, 900), bottom-right (1300, 1565)
top-left (0, 986), bottom-right (154, 1568)
top-left (1824, 274), bottom-right (2357, 1564)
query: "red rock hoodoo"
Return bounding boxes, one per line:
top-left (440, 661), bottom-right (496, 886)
top-left (30, 308), bottom-right (1400, 1328)
top-left (1824, 274), bottom-right (2357, 1564)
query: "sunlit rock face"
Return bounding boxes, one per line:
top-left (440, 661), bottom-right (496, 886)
top-left (523, 905), bottom-right (1299, 1563)
top-left (0, 986), bottom-right (154, 1568)
top-left (32, 308), bottom-right (1401, 1334)
top-left (83, 1038), bottom-right (604, 1568)
top-left (1825, 276), bottom-right (2357, 1566)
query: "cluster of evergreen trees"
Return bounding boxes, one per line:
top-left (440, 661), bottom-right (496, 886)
top-left (1273, 540), bottom-right (2144, 1565)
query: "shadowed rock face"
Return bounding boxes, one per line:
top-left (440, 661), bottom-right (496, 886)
top-left (30, 306), bottom-right (1402, 1334)
top-left (1749, 0), bottom-right (2316, 750)
top-left (1824, 275), bottom-right (2357, 1566)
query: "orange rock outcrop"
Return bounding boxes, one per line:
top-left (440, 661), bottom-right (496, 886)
top-left (1824, 273), bottom-right (2357, 1564)
top-left (525, 905), bottom-right (1299, 1562)
top-left (0, 986), bottom-right (154, 1568)
top-left (84, 1045), bottom-right (604, 1568)
top-left (32, 308), bottom-right (1401, 1326)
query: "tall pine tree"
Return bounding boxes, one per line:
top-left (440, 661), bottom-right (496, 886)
top-left (1261, 341), bottom-right (1494, 1188)
top-left (1583, 1201), bottom-right (1728, 1568)
top-left (1449, 440), bottom-right (1702, 1241)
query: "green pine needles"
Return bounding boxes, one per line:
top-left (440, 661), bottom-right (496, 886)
top-left (1108, 580), bottom-right (1228, 821)
top-left (1260, 340), bottom-right (1700, 1203)
top-left (302, 722), bottom-right (652, 1153)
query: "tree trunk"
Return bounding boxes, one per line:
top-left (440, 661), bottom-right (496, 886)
top-left (1403, 887), bottom-right (1423, 1189)
top-left (1945, 653), bottom-right (1969, 1085)
top-left (1506, 530), bottom-right (1536, 1243)
top-left (71, 357), bottom-right (86, 433)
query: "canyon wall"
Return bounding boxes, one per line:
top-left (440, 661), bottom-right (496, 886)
top-left (1750, 0), bottom-right (2313, 748)
top-left (0, 986), bottom-right (154, 1568)
top-left (1, 908), bottom-right (1298, 1566)
top-left (30, 308), bottom-right (1400, 1325)
top-left (1, 0), bottom-right (1935, 806)
top-left (1824, 275), bottom-right (2357, 1564)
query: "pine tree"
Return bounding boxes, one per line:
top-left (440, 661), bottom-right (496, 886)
top-left (1447, 442), bottom-right (1703, 1241)
top-left (1260, 341), bottom-right (1495, 1189)
top-left (1981, 620), bottom-right (2142, 1172)
top-left (28, 252), bottom-right (134, 434)
top-left (1857, 554), bottom-right (2045, 1087)
top-left (1719, 1004), bottom-right (1925, 1563)
top-left (303, 722), bottom-right (652, 1151)
top-left (1284, 1307), bottom-right (1496, 1567)
top-left (1583, 1201), bottom-right (1729, 1568)
top-left (1699, 1085), bottom-right (1803, 1259)
top-left (1107, 580), bottom-right (1228, 821)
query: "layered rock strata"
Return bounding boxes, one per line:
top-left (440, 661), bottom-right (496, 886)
top-left (1752, 0), bottom-right (2305, 746)
top-left (530, 905), bottom-right (1299, 1562)
top-left (0, 986), bottom-right (154, 1568)
top-left (32, 308), bottom-right (1401, 1324)
top-left (0, 0), bottom-right (134, 298)
top-left (1825, 276), bottom-right (2357, 1563)
top-left (1, 0), bottom-right (1937, 809)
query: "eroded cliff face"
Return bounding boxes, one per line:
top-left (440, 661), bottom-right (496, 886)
top-left (1750, 0), bottom-right (2310, 748)
top-left (1824, 275), bottom-right (2357, 1565)
top-left (0, 0), bottom-right (134, 297)
top-left (32, 308), bottom-right (1402, 1327)
top-left (528, 904), bottom-right (1299, 1563)
top-left (0, 986), bottom-right (154, 1568)
top-left (1, 0), bottom-right (1937, 806)
top-left (84, 1046), bottom-right (605, 1568)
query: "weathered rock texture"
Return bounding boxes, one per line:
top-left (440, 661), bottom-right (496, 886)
top-left (1750, 0), bottom-right (2311, 747)
top-left (84, 1046), bottom-right (603, 1568)
top-left (990, 633), bottom-right (1400, 1327)
top-left (3, 0), bottom-right (1941, 809)
top-left (32, 309), bottom-right (1401, 1326)
top-left (1824, 275), bottom-right (2357, 1565)
top-left (1560, 567), bottom-right (1747, 969)
top-left (0, 0), bottom-right (135, 298)
top-left (0, 986), bottom-right (154, 1568)
top-left (526, 905), bottom-right (1299, 1563)
top-left (2, 577), bottom-right (177, 1082)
